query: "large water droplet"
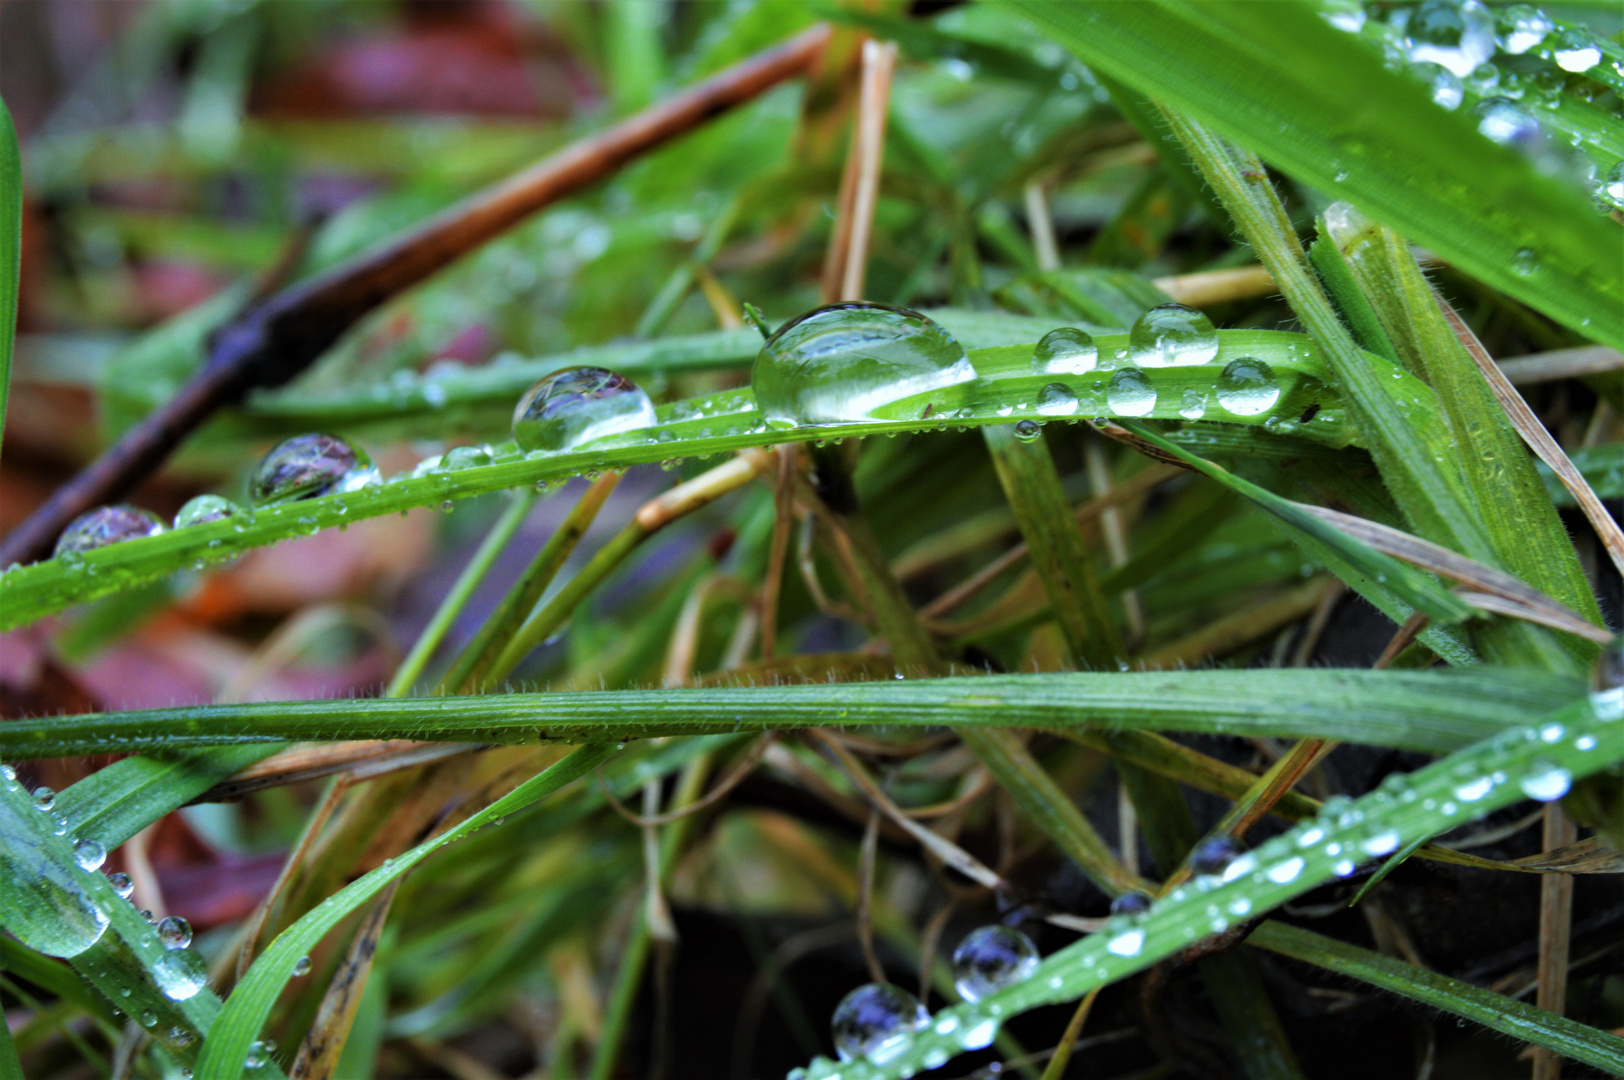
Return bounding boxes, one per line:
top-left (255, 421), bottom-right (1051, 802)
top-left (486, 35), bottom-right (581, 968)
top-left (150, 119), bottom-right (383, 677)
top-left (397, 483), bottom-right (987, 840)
top-left (1407, 0), bottom-right (1496, 76)
top-left (830, 983), bottom-right (929, 1063)
top-left (952, 925), bottom-right (1039, 1002)
top-left (156, 915), bottom-right (192, 950)
top-left (1033, 327), bottom-right (1098, 375)
top-left (1190, 835), bottom-right (1242, 876)
top-left (1475, 98), bottom-right (1544, 152)
top-left (1216, 358), bottom-right (1281, 416)
top-left (1519, 761), bottom-right (1572, 802)
top-left (1549, 29), bottom-right (1601, 73)
top-left (1128, 304), bottom-right (1219, 367)
top-left (73, 839), bottom-right (106, 872)
top-left (512, 367), bottom-right (656, 452)
top-left (249, 434), bottom-right (378, 506)
top-left (1107, 369), bottom-right (1157, 416)
top-left (1037, 383), bottom-right (1078, 417)
top-left (1498, 4), bottom-right (1552, 54)
top-left (174, 494), bottom-right (242, 529)
top-left (153, 948), bottom-right (208, 1001)
top-left (751, 303), bottom-right (974, 429)
top-left (54, 506), bottom-right (165, 558)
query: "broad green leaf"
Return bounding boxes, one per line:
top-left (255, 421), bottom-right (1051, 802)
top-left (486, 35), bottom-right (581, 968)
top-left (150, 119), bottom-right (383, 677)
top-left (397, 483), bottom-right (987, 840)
top-left (990, 0), bottom-right (1623, 348)
top-left (0, 668), bottom-right (1580, 760)
top-left (788, 687), bottom-right (1624, 1079)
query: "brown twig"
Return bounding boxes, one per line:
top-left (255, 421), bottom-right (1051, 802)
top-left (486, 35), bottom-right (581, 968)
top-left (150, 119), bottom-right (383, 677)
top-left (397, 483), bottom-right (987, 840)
top-left (1532, 805), bottom-right (1578, 1080)
top-left (0, 26), bottom-right (832, 566)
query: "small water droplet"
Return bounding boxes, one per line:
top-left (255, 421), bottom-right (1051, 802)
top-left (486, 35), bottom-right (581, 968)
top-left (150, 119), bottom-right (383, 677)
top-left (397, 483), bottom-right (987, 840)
top-left (1033, 327), bottom-right (1098, 375)
top-left (830, 983), bottom-right (929, 1063)
top-left (1475, 98), bottom-right (1544, 151)
top-left (752, 303), bottom-right (973, 429)
top-left (154, 948), bottom-right (208, 1001)
top-left (1013, 418), bottom-right (1042, 442)
top-left (73, 839), bottom-right (105, 872)
top-left (249, 434), bottom-right (378, 506)
top-left (959, 1015), bottom-right (999, 1050)
top-left (952, 925), bottom-right (1039, 1002)
top-left (31, 786), bottom-right (55, 811)
top-left (174, 494), bottom-right (242, 529)
top-left (293, 955), bottom-right (312, 977)
top-left (1106, 928), bottom-right (1145, 957)
top-left (54, 506), bottom-right (165, 558)
top-left (1190, 835), bottom-right (1241, 875)
top-left (1110, 891), bottom-right (1152, 916)
top-left (1268, 856), bottom-right (1305, 884)
top-left (1107, 369), bottom-right (1157, 416)
top-left (1216, 357), bottom-right (1281, 416)
top-left (1414, 61), bottom-right (1464, 109)
top-left (1408, 0), bottom-right (1496, 76)
top-left (1455, 777), bottom-right (1493, 802)
top-left (169, 1025), bottom-right (194, 1046)
top-left (1128, 304), bottom-right (1219, 367)
top-left (139, 1010), bottom-right (157, 1029)
top-left (1519, 761), bottom-right (1572, 801)
top-left (1362, 830), bottom-right (1401, 856)
top-left (1037, 383), bottom-right (1079, 417)
top-left (107, 871), bottom-right (134, 899)
top-left (1178, 388), bottom-right (1206, 420)
top-left (1498, 4), bottom-right (1552, 54)
top-left (156, 915), bottom-right (192, 950)
top-left (1510, 247), bottom-right (1541, 276)
top-left (1550, 28), bottom-right (1601, 72)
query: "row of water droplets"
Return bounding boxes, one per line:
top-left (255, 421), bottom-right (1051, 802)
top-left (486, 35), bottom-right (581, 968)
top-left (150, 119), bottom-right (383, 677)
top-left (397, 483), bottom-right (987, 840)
top-left (42, 301), bottom-right (1282, 566)
top-left (786, 685), bottom-right (1620, 1080)
top-left (1, 764), bottom-right (312, 1073)
top-left (1331, 0), bottom-right (1623, 213)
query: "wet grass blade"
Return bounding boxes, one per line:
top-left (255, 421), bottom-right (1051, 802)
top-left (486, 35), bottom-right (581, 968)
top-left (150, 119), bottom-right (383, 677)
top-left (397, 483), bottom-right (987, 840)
top-left (54, 745), bottom-right (282, 849)
top-left (789, 688), bottom-right (1624, 1078)
top-left (194, 743), bottom-right (614, 1078)
top-left (993, 0), bottom-right (1623, 348)
top-left (1249, 921), bottom-right (1624, 1075)
top-left (0, 668), bottom-right (1581, 759)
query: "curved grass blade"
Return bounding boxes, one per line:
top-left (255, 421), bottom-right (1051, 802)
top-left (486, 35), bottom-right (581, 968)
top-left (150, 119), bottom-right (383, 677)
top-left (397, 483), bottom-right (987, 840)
top-left (992, 0), bottom-right (1623, 349)
top-left (55, 745), bottom-right (281, 849)
top-left (193, 743), bottom-right (613, 1078)
top-left (0, 328), bottom-right (1386, 629)
top-left (1250, 921), bottom-right (1624, 1076)
top-left (0, 668), bottom-right (1581, 760)
top-left (787, 687), bottom-right (1624, 1079)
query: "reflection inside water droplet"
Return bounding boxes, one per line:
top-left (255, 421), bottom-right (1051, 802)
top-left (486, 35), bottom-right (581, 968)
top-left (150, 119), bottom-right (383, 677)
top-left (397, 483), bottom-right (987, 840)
top-left (513, 367), bottom-right (657, 453)
top-left (1128, 304), bottom-right (1219, 367)
top-left (174, 494), bottom-right (242, 529)
top-left (249, 434), bottom-right (378, 507)
top-left (830, 983), bottom-right (928, 1063)
top-left (952, 925), bottom-right (1039, 1002)
top-left (1033, 327), bottom-right (1098, 375)
top-left (1217, 358), bottom-right (1281, 416)
top-left (1107, 369), bottom-right (1157, 416)
top-left (54, 506), bottom-right (165, 559)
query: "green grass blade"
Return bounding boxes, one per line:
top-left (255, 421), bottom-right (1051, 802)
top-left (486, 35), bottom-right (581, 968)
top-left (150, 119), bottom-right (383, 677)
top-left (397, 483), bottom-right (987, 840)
top-left (0, 993), bottom-right (22, 1080)
top-left (0, 99), bottom-right (20, 465)
top-left (0, 328), bottom-right (1394, 629)
top-left (1249, 921), bottom-right (1624, 1076)
top-left (195, 743), bottom-right (614, 1078)
top-left (0, 668), bottom-right (1580, 759)
top-left (788, 687), bottom-right (1624, 1079)
top-left (992, 0), bottom-right (1623, 348)
top-left (55, 745), bottom-right (281, 849)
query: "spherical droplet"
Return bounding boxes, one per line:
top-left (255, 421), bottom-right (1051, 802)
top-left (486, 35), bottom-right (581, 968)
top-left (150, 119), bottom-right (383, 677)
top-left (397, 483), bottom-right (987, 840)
top-left (31, 786), bottom-right (56, 811)
top-left (173, 494), bottom-right (242, 529)
top-left (1106, 369), bottom-right (1157, 417)
top-left (1033, 327), bottom-right (1098, 375)
top-left (153, 948), bottom-right (208, 1001)
top-left (1037, 383), bottom-right (1079, 417)
top-left (512, 367), bottom-right (657, 453)
top-left (1128, 304), bottom-right (1219, 367)
top-left (292, 955), bottom-right (312, 977)
top-left (107, 872), bottom-right (135, 899)
top-left (249, 434), bottom-right (378, 506)
top-left (54, 506), bottom-right (165, 558)
top-left (1216, 358), bottom-right (1281, 416)
top-left (952, 925), bottom-right (1039, 1002)
top-left (139, 1010), bottom-right (157, 1029)
top-left (156, 915), bottom-right (192, 950)
top-left (1519, 761), bottom-right (1572, 802)
top-left (1190, 835), bottom-right (1242, 876)
top-left (1013, 419), bottom-right (1042, 442)
top-left (169, 1025), bottom-right (195, 1046)
top-left (1510, 248), bottom-right (1541, 277)
top-left (73, 839), bottom-right (106, 872)
top-left (1498, 4), bottom-right (1552, 54)
top-left (1407, 0), bottom-right (1496, 77)
top-left (441, 444), bottom-right (494, 471)
top-left (1601, 161), bottom-right (1624, 211)
top-left (1110, 891), bottom-right (1152, 916)
top-left (1475, 98), bottom-right (1544, 152)
top-left (1414, 61), bottom-right (1464, 110)
top-left (831, 983), bottom-right (929, 1063)
top-left (1179, 388), bottom-right (1207, 420)
top-left (751, 303), bottom-right (974, 429)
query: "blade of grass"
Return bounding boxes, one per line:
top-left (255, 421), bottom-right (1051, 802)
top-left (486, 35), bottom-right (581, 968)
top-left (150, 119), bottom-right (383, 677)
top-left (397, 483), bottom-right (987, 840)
top-left (992, 0), bottom-right (1623, 348)
top-left (791, 687), bottom-right (1624, 1078)
top-left (54, 745), bottom-right (281, 850)
top-left (195, 744), bottom-right (615, 1078)
top-left (1249, 921), bottom-right (1624, 1077)
top-left (0, 667), bottom-right (1582, 760)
